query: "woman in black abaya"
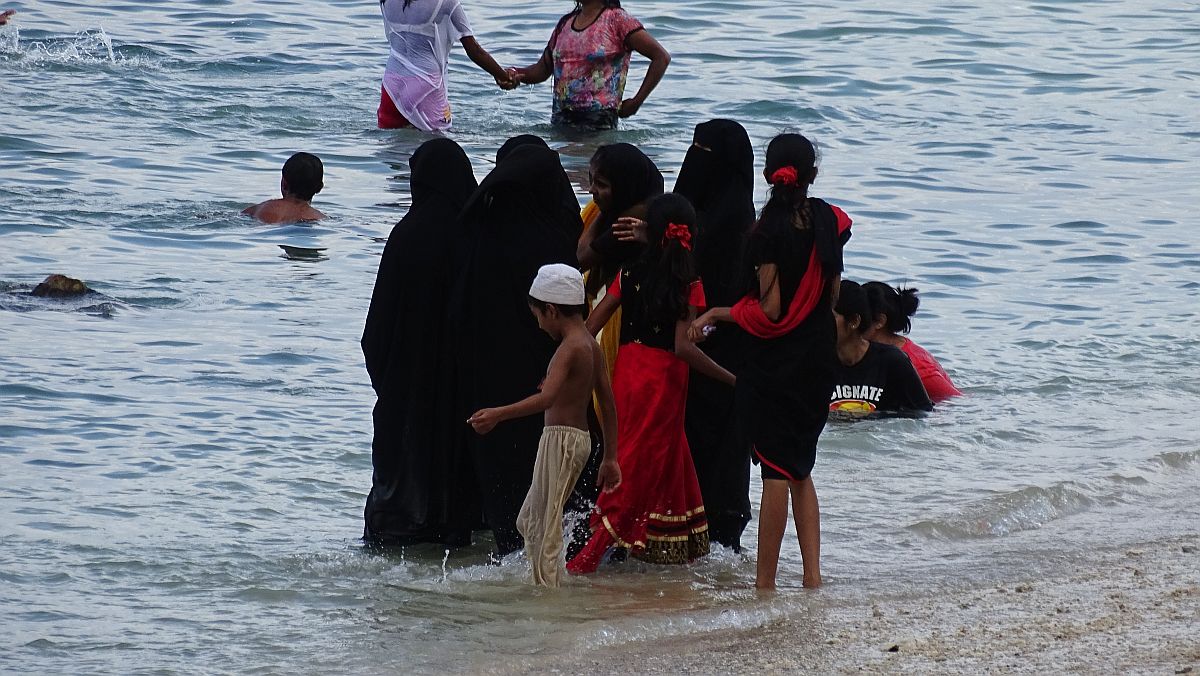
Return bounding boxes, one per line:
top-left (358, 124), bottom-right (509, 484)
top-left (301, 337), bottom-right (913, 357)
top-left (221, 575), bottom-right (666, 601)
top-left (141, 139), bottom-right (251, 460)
top-left (362, 138), bottom-right (480, 547)
top-left (674, 119), bottom-right (757, 551)
top-left (451, 144), bottom-right (583, 557)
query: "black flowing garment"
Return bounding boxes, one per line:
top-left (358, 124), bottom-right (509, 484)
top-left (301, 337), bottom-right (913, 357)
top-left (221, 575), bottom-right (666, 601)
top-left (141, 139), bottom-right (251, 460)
top-left (449, 144), bottom-right (583, 556)
top-left (585, 143), bottom-right (664, 296)
top-left (362, 138), bottom-right (480, 547)
top-left (674, 120), bottom-right (757, 551)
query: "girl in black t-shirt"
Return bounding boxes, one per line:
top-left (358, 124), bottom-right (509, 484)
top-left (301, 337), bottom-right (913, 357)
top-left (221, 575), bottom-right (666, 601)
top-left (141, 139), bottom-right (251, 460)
top-left (832, 281), bottom-right (933, 418)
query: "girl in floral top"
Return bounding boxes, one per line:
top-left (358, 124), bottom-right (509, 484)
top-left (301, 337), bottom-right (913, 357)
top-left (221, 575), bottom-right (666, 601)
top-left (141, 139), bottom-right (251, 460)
top-left (515, 1), bottom-right (671, 129)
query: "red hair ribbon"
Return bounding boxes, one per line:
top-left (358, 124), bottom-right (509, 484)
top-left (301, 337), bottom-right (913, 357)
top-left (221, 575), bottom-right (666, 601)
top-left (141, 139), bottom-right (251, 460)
top-left (771, 166), bottom-right (800, 186)
top-left (664, 222), bottom-right (693, 251)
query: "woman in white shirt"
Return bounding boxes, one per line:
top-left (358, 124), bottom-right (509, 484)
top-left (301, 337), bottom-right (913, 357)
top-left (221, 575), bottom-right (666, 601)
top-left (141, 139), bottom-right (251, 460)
top-left (378, 0), bottom-right (515, 132)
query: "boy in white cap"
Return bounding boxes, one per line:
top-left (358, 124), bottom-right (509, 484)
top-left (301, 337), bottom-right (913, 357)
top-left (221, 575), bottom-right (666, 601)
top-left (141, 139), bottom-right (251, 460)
top-left (469, 264), bottom-right (621, 587)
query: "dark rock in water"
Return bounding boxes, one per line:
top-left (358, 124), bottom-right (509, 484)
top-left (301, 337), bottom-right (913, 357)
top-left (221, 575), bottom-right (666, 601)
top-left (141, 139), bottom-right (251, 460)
top-left (32, 275), bottom-right (92, 297)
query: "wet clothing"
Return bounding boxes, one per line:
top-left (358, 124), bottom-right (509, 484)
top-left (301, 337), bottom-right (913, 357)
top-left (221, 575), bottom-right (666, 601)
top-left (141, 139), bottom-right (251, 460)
top-left (362, 138), bottom-right (479, 546)
top-left (830, 342), bottom-right (934, 418)
top-left (517, 425), bottom-right (592, 587)
top-left (544, 7), bottom-right (645, 128)
top-left (735, 199), bottom-right (852, 482)
top-left (450, 144), bottom-right (583, 555)
top-left (674, 120), bottom-right (757, 550)
top-left (379, 0), bottom-right (473, 131)
top-left (567, 270), bottom-right (710, 573)
top-left (900, 339), bottom-right (962, 402)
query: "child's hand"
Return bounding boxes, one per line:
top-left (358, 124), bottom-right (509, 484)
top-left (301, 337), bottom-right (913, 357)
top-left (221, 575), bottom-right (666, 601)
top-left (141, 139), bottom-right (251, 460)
top-left (617, 97), bottom-right (642, 118)
top-left (597, 459), bottom-right (622, 493)
top-left (467, 408), bottom-right (501, 435)
top-left (688, 312), bottom-right (716, 343)
top-left (613, 217), bottom-right (648, 243)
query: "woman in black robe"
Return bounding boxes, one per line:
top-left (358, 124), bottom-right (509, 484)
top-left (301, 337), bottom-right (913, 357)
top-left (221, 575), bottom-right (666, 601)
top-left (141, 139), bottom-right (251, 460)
top-left (362, 138), bottom-right (480, 547)
top-left (450, 144), bottom-right (583, 557)
top-left (674, 119), bottom-right (757, 551)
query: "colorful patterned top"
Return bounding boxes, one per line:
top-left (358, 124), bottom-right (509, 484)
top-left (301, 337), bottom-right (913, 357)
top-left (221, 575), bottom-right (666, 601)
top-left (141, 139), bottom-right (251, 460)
top-left (547, 8), bottom-right (644, 124)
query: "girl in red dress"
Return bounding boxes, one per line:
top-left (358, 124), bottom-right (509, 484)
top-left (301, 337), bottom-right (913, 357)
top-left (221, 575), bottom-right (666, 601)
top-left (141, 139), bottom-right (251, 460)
top-left (567, 193), bottom-right (735, 573)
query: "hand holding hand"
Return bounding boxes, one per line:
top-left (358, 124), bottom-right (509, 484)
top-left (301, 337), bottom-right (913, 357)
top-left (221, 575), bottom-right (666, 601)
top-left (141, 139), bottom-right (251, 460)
top-left (597, 459), bottom-right (622, 493)
top-left (496, 67), bottom-right (521, 90)
top-left (617, 97), bottom-right (642, 118)
top-left (613, 217), bottom-right (648, 243)
top-left (467, 408), bottom-right (502, 435)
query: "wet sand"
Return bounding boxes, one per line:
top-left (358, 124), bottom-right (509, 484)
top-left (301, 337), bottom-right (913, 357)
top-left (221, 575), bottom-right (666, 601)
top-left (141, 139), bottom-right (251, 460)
top-left (517, 533), bottom-right (1199, 674)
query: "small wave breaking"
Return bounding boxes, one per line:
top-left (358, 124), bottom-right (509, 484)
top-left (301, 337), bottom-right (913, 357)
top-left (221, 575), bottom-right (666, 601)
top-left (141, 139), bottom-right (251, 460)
top-left (909, 449), bottom-right (1200, 540)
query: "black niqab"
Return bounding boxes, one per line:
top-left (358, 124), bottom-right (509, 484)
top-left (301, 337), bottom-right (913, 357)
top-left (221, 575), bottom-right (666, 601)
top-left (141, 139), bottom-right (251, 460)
top-left (362, 138), bottom-right (480, 547)
top-left (673, 119), bottom-right (756, 308)
top-left (496, 134), bottom-right (549, 163)
top-left (675, 120), bottom-right (757, 552)
top-left (449, 144), bottom-right (583, 555)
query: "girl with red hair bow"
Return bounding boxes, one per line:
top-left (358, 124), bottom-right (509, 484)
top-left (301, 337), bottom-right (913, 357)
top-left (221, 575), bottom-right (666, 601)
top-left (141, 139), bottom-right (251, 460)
top-left (567, 193), bottom-right (734, 573)
top-left (689, 133), bottom-right (853, 590)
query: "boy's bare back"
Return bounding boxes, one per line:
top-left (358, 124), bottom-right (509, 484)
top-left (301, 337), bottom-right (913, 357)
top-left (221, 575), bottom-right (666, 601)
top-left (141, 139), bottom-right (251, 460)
top-left (543, 327), bottom-right (599, 432)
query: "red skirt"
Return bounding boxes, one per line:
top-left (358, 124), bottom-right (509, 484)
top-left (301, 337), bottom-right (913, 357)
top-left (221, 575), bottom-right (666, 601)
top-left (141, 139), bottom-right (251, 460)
top-left (567, 342), bottom-right (710, 573)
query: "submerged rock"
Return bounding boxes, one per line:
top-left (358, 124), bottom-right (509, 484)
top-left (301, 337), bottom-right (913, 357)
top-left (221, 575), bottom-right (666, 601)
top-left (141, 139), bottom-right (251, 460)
top-left (31, 275), bottom-right (92, 298)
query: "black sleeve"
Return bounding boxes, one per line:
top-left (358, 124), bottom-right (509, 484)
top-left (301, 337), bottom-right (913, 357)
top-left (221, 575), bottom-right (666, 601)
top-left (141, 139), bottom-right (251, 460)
top-left (743, 228), bottom-right (780, 268)
top-left (885, 351), bottom-right (934, 412)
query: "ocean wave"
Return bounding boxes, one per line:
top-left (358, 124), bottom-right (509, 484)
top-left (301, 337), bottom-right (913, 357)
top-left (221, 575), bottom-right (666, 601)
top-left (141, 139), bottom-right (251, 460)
top-left (908, 449), bottom-right (1200, 540)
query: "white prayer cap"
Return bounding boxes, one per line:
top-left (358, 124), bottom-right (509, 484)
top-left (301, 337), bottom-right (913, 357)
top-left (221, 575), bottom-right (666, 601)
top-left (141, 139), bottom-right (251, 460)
top-left (529, 264), bottom-right (585, 306)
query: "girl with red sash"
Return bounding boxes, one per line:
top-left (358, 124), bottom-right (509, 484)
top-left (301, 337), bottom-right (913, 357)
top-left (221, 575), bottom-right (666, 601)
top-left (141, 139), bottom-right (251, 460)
top-left (690, 134), bottom-right (852, 590)
top-left (567, 194), bottom-right (735, 573)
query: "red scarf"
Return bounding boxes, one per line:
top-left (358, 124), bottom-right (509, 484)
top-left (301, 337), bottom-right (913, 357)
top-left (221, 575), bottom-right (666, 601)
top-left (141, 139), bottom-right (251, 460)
top-left (732, 205), bottom-right (852, 339)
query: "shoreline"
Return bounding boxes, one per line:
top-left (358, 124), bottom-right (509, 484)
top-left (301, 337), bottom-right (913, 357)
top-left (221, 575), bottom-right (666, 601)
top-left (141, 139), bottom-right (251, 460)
top-left (515, 533), bottom-right (1199, 674)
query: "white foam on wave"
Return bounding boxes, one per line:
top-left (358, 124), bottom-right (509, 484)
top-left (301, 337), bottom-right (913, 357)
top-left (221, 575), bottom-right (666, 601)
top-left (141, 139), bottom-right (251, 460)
top-left (908, 448), bottom-right (1200, 540)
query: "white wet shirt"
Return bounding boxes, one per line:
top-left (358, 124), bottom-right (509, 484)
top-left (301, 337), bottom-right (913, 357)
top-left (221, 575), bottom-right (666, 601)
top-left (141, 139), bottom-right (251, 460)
top-left (382, 0), bottom-right (472, 79)
top-left (380, 0), bottom-right (474, 131)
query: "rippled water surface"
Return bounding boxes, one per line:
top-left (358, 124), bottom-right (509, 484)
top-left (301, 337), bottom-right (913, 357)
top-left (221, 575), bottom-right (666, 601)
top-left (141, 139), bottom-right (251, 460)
top-left (2, 0), bottom-right (1199, 672)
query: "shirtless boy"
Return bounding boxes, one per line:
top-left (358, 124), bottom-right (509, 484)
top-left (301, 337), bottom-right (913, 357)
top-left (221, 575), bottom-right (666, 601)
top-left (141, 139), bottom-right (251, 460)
top-left (469, 264), bottom-right (620, 587)
top-left (242, 152), bottom-right (326, 224)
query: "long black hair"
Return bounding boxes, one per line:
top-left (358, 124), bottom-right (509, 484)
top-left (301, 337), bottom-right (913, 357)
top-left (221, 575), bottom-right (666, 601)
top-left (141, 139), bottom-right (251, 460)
top-left (740, 133), bottom-right (821, 299)
top-left (864, 281), bottom-right (920, 334)
top-left (633, 193), bottom-right (698, 326)
top-left (760, 133), bottom-right (818, 234)
top-left (835, 280), bottom-right (871, 335)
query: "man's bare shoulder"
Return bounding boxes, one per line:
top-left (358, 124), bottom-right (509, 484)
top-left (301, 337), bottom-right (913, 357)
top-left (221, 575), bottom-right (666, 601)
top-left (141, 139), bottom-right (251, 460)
top-left (243, 200), bottom-right (324, 224)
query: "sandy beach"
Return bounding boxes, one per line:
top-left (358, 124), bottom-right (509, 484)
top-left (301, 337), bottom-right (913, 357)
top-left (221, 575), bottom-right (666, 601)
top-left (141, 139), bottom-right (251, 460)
top-left (518, 533), bottom-right (1199, 674)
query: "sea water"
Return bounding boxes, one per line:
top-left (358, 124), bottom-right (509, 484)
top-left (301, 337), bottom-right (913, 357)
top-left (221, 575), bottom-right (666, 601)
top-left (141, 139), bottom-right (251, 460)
top-left (1, 1), bottom-right (1198, 673)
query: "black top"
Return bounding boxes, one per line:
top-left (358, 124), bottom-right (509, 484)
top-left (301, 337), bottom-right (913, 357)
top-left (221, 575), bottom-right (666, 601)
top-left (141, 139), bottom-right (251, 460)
top-left (743, 197), bottom-right (847, 310)
top-left (830, 342), bottom-right (933, 418)
top-left (613, 264), bottom-right (704, 353)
